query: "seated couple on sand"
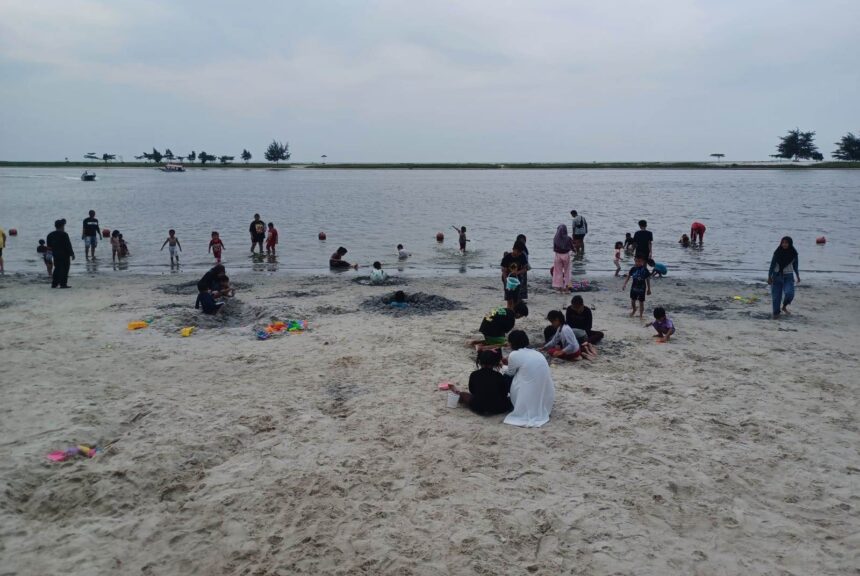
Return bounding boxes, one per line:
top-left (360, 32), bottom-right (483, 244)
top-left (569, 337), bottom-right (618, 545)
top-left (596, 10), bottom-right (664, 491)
top-left (541, 295), bottom-right (604, 360)
top-left (467, 303), bottom-right (529, 349)
top-left (195, 264), bottom-right (236, 315)
top-left (450, 331), bottom-right (555, 428)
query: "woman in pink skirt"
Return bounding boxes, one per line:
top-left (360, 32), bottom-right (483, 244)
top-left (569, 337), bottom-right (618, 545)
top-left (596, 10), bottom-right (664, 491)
top-left (552, 224), bottom-right (573, 291)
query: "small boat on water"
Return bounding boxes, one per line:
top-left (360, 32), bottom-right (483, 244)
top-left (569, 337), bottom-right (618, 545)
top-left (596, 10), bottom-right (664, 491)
top-left (81, 171), bottom-right (96, 181)
top-left (159, 163), bottom-right (186, 172)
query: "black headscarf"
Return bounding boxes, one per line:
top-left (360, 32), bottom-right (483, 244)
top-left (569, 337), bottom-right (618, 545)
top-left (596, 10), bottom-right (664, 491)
top-left (773, 236), bottom-right (798, 273)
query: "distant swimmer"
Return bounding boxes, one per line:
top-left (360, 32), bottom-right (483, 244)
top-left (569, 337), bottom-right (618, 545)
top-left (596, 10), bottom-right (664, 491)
top-left (690, 221), bottom-right (706, 243)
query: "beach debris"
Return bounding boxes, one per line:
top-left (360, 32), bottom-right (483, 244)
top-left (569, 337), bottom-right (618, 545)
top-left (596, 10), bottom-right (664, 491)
top-left (255, 319), bottom-right (308, 340)
top-left (569, 280), bottom-right (594, 292)
top-left (47, 444), bottom-right (100, 462)
top-left (732, 295), bottom-right (759, 304)
top-left (438, 381), bottom-right (452, 391)
top-left (180, 326), bottom-right (195, 337)
top-left (127, 320), bottom-right (151, 330)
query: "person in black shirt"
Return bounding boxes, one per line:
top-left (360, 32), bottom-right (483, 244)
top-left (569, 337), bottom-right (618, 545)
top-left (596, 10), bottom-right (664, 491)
top-left (632, 219), bottom-right (653, 260)
top-left (329, 246), bottom-right (358, 270)
top-left (47, 219), bottom-right (75, 288)
top-left (249, 213), bottom-right (266, 254)
top-left (197, 264), bottom-right (226, 293)
top-left (500, 241), bottom-right (528, 307)
top-left (449, 349), bottom-right (513, 416)
top-left (82, 210), bottom-right (100, 260)
top-left (468, 302), bottom-right (529, 348)
top-left (565, 295), bottom-right (604, 344)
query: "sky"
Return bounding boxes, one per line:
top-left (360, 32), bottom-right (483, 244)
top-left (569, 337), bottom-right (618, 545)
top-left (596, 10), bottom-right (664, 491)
top-left (0, 0), bottom-right (857, 162)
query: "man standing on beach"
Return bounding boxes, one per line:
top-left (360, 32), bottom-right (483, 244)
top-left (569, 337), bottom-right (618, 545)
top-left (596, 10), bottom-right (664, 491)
top-left (82, 210), bottom-right (100, 260)
top-left (249, 213), bottom-right (265, 254)
top-left (570, 210), bottom-right (588, 256)
top-left (47, 219), bottom-right (75, 288)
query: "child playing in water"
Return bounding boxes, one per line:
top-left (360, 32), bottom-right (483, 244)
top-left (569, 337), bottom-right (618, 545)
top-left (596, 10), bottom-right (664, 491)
top-left (614, 241), bottom-right (623, 276)
top-left (447, 349), bottom-right (514, 415)
top-left (266, 223), bottom-right (278, 255)
top-left (110, 230), bottom-right (121, 262)
top-left (370, 261), bottom-right (388, 284)
top-left (118, 234), bottom-right (130, 258)
top-left (209, 231), bottom-right (225, 263)
top-left (37, 239), bottom-right (53, 276)
top-left (542, 310), bottom-right (596, 360)
top-left (679, 233), bottom-right (690, 248)
top-left (467, 302), bottom-right (529, 349)
top-left (621, 256), bottom-right (651, 319)
top-left (397, 244), bottom-right (410, 259)
top-left (452, 225), bottom-right (469, 253)
top-left (624, 232), bottom-right (635, 254)
top-left (160, 229), bottom-right (182, 266)
top-left (645, 307), bottom-right (675, 342)
top-left (648, 258), bottom-right (668, 278)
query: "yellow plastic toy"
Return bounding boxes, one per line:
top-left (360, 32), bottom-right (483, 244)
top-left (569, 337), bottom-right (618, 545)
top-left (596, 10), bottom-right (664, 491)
top-left (180, 327), bottom-right (195, 337)
top-left (127, 321), bottom-right (149, 330)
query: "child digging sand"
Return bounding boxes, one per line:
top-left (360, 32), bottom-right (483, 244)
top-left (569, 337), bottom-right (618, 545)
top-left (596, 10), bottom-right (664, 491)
top-left (645, 307), bottom-right (675, 342)
top-left (467, 302), bottom-right (529, 349)
top-left (447, 349), bottom-right (514, 415)
top-left (621, 255), bottom-right (651, 319)
top-left (542, 310), bottom-right (597, 360)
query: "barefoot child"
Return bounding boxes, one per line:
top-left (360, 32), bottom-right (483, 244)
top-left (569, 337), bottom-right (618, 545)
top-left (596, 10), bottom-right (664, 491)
top-left (501, 241), bottom-right (527, 308)
top-left (646, 307), bottom-right (675, 342)
top-left (452, 225), bottom-right (469, 253)
top-left (679, 234), bottom-right (690, 248)
top-left (266, 223), bottom-right (278, 255)
top-left (37, 239), bottom-right (53, 276)
top-left (397, 244), bottom-right (410, 259)
top-left (160, 229), bottom-right (182, 265)
top-left (648, 258), bottom-right (668, 278)
top-left (209, 231), bottom-right (225, 263)
top-left (110, 230), bottom-right (121, 262)
top-left (614, 241), bottom-right (623, 276)
top-left (621, 256), bottom-right (651, 319)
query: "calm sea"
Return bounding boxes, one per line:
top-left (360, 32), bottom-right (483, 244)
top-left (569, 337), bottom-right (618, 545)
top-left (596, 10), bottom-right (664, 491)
top-left (1, 167), bottom-right (858, 280)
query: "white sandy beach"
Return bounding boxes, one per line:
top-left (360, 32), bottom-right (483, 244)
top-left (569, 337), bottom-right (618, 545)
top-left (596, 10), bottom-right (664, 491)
top-left (0, 270), bottom-right (858, 575)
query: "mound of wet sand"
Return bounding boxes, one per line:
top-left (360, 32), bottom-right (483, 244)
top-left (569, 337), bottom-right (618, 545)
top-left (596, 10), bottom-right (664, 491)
top-left (351, 275), bottom-right (408, 287)
top-left (361, 291), bottom-right (463, 315)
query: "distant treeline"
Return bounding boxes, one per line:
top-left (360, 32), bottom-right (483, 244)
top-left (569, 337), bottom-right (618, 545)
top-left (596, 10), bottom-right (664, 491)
top-left (2, 161), bottom-right (859, 170)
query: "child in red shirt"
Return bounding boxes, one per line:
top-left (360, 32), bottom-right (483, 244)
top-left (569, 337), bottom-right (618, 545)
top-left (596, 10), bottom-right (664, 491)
top-left (209, 231), bottom-right (225, 263)
top-left (266, 222), bottom-right (278, 255)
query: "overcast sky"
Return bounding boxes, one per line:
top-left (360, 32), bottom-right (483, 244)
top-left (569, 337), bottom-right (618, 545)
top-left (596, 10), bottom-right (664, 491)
top-left (0, 0), bottom-right (857, 162)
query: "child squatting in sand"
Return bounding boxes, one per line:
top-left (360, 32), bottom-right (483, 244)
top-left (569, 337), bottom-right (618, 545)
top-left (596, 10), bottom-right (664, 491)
top-left (646, 307), bottom-right (675, 342)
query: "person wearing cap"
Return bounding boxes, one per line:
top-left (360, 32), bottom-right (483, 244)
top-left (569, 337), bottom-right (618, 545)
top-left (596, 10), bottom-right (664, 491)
top-left (47, 219), bottom-right (75, 288)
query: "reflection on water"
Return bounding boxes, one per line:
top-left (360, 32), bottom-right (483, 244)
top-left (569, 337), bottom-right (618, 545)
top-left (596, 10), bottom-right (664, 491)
top-left (1, 167), bottom-right (859, 280)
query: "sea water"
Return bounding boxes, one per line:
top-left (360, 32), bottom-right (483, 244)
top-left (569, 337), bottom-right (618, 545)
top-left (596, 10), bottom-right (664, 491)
top-left (1, 167), bottom-right (858, 280)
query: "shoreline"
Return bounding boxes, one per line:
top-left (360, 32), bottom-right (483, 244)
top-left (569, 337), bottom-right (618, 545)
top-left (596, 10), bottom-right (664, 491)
top-left (2, 161), bottom-right (859, 170)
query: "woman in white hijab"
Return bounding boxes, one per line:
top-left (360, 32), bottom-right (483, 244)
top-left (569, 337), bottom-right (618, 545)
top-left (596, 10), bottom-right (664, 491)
top-left (503, 330), bottom-right (555, 427)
